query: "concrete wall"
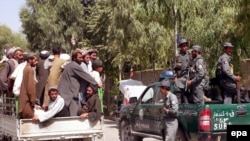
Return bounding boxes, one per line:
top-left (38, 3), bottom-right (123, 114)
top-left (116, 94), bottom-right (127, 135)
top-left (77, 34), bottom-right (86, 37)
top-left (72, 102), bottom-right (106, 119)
top-left (123, 69), bottom-right (164, 85)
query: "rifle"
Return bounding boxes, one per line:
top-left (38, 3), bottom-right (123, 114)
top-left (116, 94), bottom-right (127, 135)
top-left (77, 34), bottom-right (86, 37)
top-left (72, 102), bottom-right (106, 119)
top-left (185, 68), bottom-right (190, 92)
top-left (235, 81), bottom-right (241, 103)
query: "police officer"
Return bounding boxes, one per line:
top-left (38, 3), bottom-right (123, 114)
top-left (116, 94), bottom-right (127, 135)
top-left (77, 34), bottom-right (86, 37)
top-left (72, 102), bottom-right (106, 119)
top-left (160, 80), bottom-right (178, 141)
top-left (217, 42), bottom-right (241, 104)
top-left (174, 39), bottom-right (190, 78)
top-left (187, 45), bottom-right (206, 104)
top-left (174, 39), bottom-right (191, 103)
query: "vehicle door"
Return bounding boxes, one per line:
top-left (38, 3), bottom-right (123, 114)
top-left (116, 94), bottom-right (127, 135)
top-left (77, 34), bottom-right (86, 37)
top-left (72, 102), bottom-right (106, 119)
top-left (131, 84), bottom-right (157, 133)
top-left (149, 85), bottom-right (166, 135)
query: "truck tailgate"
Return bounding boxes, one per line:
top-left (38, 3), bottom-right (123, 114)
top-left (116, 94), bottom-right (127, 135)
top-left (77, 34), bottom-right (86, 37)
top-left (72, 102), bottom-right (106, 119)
top-left (19, 117), bottom-right (103, 140)
top-left (210, 103), bottom-right (250, 131)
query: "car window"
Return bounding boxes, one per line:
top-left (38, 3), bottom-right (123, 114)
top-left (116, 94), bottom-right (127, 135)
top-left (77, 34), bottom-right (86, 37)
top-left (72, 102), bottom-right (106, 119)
top-left (155, 87), bottom-right (164, 104)
top-left (141, 87), bottom-right (155, 104)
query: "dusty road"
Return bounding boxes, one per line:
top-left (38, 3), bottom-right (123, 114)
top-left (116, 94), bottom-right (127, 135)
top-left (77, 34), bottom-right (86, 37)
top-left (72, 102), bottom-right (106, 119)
top-left (96, 119), bottom-right (160, 141)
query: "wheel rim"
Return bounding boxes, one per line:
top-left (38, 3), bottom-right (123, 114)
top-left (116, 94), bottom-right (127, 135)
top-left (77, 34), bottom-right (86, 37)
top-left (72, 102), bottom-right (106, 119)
top-left (122, 123), bottom-right (132, 141)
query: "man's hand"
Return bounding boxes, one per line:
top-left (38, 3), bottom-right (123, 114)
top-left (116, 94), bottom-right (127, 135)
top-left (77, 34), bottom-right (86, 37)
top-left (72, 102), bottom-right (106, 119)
top-left (97, 83), bottom-right (102, 88)
top-left (80, 113), bottom-right (88, 119)
top-left (187, 80), bottom-right (192, 86)
top-left (35, 105), bottom-right (42, 110)
top-left (32, 115), bottom-right (39, 121)
top-left (173, 77), bottom-right (177, 83)
top-left (83, 105), bottom-right (88, 111)
top-left (235, 76), bottom-right (241, 82)
top-left (42, 104), bottom-right (48, 111)
top-left (163, 106), bottom-right (168, 113)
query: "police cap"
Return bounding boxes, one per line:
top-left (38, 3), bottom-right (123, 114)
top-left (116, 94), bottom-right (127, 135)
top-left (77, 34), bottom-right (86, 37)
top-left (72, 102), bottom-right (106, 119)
top-left (191, 45), bottom-right (202, 52)
top-left (178, 39), bottom-right (188, 47)
top-left (160, 80), bottom-right (171, 88)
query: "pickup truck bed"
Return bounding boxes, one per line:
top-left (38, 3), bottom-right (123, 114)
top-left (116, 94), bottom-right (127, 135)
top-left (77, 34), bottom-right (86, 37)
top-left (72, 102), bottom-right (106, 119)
top-left (0, 96), bottom-right (104, 141)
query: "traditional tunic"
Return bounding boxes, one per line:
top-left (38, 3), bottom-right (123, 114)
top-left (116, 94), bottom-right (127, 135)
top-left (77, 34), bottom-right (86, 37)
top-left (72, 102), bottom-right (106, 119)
top-left (34, 95), bottom-right (65, 122)
top-left (43, 58), bottom-right (65, 106)
top-left (0, 59), bottom-right (17, 92)
top-left (81, 62), bottom-right (90, 74)
top-left (18, 64), bottom-right (36, 119)
top-left (77, 94), bottom-right (101, 122)
top-left (10, 61), bottom-right (27, 96)
top-left (58, 61), bottom-right (97, 116)
top-left (36, 59), bottom-right (49, 102)
top-left (90, 70), bottom-right (102, 86)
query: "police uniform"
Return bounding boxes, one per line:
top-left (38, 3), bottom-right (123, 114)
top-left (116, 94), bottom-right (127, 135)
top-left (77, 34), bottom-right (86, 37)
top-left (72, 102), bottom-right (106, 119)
top-left (217, 42), bottom-right (237, 104)
top-left (160, 80), bottom-right (179, 141)
top-left (189, 45), bottom-right (206, 104)
top-left (174, 39), bottom-right (191, 103)
top-left (174, 39), bottom-right (191, 78)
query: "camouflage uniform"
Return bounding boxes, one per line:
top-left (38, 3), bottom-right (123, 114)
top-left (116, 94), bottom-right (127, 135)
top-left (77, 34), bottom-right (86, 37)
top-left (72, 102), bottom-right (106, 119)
top-left (174, 39), bottom-right (192, 103)
top-left (160, 80), bottom-right (179, 141)
top-left (175, 51), bottom-right (191, 78)
top-left (218, 53), bottom-right (237, 104)
top-left (189, 46), bottom-right (206, 104)
top-left (163, 92), bottom-right (178, 141)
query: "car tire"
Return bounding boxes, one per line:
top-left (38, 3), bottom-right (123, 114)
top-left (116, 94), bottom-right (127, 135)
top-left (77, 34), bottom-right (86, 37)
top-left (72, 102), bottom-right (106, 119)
top-left (175, 127), bottom-right (188, 141)
top-left (119, 120), bottom-right (143, 141)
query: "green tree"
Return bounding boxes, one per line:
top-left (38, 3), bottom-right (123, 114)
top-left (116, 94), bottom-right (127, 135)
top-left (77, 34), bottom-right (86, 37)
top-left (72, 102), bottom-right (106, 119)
top-left (175, 0), bottom-right (240, 75)
top-left (0, 25), bottom-right (28, 57)
top-left (20, 0), bottom-right (246, 76)
top-left (236, 0), bottom-right (250, 58)
top-left (20, 0), bottom-right (89, 52)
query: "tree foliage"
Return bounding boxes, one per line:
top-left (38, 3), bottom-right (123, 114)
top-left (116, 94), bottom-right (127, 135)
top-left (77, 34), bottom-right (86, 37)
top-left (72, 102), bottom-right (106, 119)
top-left (174, 0), bottom-right (241, 75)
top-left (18, 0), bottom-right (250, 114)
top-left (20, 0), bottom-right (88, 52)
top-left (0, 25), bottom-right (28, 56)
top-left (20, 0), bottom-right (249, 76)
top-left (236, 0), bottom-right (250, 58)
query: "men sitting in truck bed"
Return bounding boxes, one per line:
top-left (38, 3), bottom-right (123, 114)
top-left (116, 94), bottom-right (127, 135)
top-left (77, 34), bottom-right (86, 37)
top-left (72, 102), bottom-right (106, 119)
top-left (58, 49), bottom-right (98, 116)
top-left (77, 84), bottom-right (101, 122)
top-left (32, 87), bottom-right (69, 122)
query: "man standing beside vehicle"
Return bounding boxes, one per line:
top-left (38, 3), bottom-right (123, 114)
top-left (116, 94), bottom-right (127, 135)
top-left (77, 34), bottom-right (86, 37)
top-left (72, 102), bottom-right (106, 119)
top-left (187, 45), bottom-right (206, 104)
top-left (216, 42), bottom-right (241, 104)
top-left (160, 80), bottom-right (178, 141)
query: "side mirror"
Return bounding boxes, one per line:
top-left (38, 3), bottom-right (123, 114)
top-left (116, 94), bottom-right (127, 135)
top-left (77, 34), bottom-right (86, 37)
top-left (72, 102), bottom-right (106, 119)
top-left (129, 97), bottom-right (137, 104)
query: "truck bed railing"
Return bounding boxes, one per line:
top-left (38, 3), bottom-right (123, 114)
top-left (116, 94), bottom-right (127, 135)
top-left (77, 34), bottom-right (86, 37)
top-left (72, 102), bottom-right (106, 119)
top-left (0, 94), bottom-right (16, 117)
